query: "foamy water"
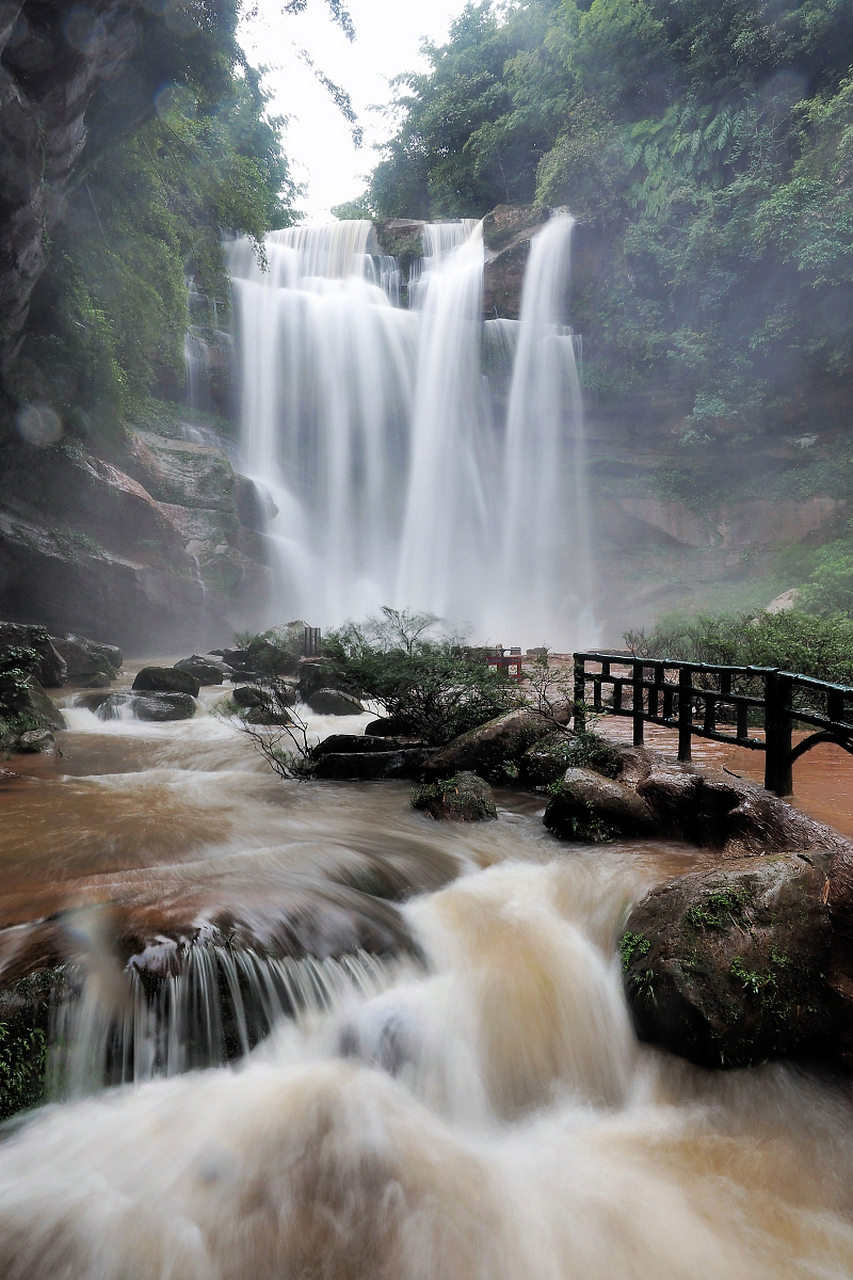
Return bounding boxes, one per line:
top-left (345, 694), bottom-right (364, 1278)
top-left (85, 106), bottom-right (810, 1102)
top-left (1, 695), bottom-right (852, 1276)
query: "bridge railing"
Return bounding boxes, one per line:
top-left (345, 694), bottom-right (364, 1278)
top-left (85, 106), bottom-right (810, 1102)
top-left (572, 652), bottom-right (853, 796)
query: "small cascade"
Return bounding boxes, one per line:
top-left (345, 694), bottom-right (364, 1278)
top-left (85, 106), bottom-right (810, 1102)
top-left (184, 276), bottom-right (235, 420)
top-left (228, 214), bottom-right (598, 648)
top-left (49, 943), bottom-right (398, 1099)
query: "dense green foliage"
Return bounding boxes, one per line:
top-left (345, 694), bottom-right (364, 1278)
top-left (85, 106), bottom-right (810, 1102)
top-left (322, 608), bottom-right (521, 744)
top-left (359, 0), bottom-right (853, 440)
top-left (625, 609), bottom-right (853, 683)
top-left (9, 0), bottom-right (296, 451)
top-left (0, 1022), bottom-right (46, 1120)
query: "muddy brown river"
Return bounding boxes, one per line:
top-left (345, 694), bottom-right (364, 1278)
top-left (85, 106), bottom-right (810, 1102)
top-left (1, 679), bottom-right (853, 1278)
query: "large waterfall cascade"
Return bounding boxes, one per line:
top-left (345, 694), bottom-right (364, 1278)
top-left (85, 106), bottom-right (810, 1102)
top-left (227, 215), bottom-right (596, 648)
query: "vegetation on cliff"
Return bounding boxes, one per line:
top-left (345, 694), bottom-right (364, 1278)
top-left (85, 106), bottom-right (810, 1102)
top-left (356, 0), bottom-right (853, 445)
top-left (2, 0), bottom-right (297, 453)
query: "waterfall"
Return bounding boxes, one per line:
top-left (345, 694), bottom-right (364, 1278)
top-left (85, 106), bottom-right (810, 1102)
top-left (228, 215), bottom-right (597, 648)
top-left (49, 944), bottom-right (399, 1098)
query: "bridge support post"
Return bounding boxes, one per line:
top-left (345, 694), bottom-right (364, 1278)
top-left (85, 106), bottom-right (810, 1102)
top-left (632, 664), bottom-right (644, 745)
top-left (573, 656), bottom-right (586, 732)
top-left (764, 671), bottom-right (793, 796)
top-left (678, 666), bottom-right (692, 761)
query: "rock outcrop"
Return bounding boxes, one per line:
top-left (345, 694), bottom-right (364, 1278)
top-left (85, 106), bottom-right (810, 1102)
top-left (482, 205), bottom-right (549, 319)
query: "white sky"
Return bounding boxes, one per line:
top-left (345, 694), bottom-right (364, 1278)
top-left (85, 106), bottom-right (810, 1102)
top-left (238, 0), bottom-right (471, 222)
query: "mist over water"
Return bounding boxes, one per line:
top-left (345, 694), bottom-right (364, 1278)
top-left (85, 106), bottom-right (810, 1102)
top-left (228, 216), bottom-right (596, 648)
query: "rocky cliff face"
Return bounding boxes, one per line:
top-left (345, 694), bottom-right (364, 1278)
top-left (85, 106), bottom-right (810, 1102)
top-left (0, 1), bottom-right (139, 379)
top-left (0, 424), bottom-right (275, 653)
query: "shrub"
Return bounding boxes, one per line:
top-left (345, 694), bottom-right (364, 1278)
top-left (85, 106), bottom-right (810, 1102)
top-left (322, 608), bottom-right (521, 746)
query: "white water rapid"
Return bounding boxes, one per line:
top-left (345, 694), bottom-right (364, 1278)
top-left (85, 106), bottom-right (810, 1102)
top-left (3, 691), bottom-right (853, 1276)
top-left (228, 216), bottom-right (596, 649)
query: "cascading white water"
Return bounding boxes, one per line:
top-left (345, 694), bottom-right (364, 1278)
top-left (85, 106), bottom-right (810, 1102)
top-left (497, 215), bottom-right (594, 644)
top-left (228, 215), bottom-right (598, 648)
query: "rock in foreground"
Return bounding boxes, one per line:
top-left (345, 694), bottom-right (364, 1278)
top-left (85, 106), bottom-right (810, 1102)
top-left (621, 850), bottom-right (841, 1068)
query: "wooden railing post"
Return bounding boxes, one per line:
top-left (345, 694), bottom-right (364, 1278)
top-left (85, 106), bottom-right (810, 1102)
top-left (573, 655), bottom-right (586, 732)
top-left (678, 666), bottom-right (692, 761)
top-left (764, 671), bottom-right (793, 796)
top-left (632, 662), bottom-right (645, 746)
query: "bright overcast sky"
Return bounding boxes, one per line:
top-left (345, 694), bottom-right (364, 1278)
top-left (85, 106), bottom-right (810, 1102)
top-left (238, 0), bottom-right (470, 222)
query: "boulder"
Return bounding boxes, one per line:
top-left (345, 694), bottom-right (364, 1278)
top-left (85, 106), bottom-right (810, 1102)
top-left (132, 666), bottom-right (200, 697)
top-left (306, 688), bottom-right (365, 716)
top-left (312, 749), bottom-right (429, 780)
top-left (421, 709), bottom-right (554, 780)
top-left (518, 730), bottom-right (575, 787)
top-left (0, 658), bottom-right (66, 752)
top-left (635, 763), bottom-right (838, 856)
top-left (364, 716), bottom-right (409, 737)
top-left (311, 734), bottom-right (419, 759)
top-left (64, 633), bottom-right (122, 670)
top-left (544, 767), bottom-right (656, 842)
top-left (132, 692), bottom-right (197, 722)
top-left (412, 772), bottom-right (498, 822)
top-left (173, 656), bottom-right (224, 686)
top-left (52, 636), bottom-right (118, 688)
top-left (222, 683), bottom-right (294, 726)
top-left (620, 851), bottom-right (842, 1068)
top-left (0, 622), bottom-right (66, 687)
top-left (85, 690), bottom-right (196, 722)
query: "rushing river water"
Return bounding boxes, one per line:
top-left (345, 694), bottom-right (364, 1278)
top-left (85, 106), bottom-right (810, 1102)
top-left (2, 679), bottom-right (853, 1277)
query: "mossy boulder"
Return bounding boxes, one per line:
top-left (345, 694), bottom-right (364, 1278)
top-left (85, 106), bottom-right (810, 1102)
top-left (544, 767), bottom-right (655, 842)
top-left (412, 772), bottom-right (498, 822)
top-left (0, 623), bottom-right (66, 687)
top-left (0, 650), bottom-right (66, 752)
top-left (620, 851), bottom-right (841, 1068)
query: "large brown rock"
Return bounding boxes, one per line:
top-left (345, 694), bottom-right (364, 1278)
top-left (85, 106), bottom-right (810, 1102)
top-left (422, 709), bottom-right (555, 780)
top-left (0, 506), bottom-right (228, 653)
top-left (635, 762), bottom-right (842, 856)
top-left (620, 850), bottom-right (844, 1068)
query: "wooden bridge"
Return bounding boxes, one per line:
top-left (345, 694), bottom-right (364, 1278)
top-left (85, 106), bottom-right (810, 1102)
top-left (573, 652), bottom-right (853, 796)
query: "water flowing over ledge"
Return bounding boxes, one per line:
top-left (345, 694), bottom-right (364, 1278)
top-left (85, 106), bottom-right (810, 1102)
top-left (227, 216), bottom-right (597, 649)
